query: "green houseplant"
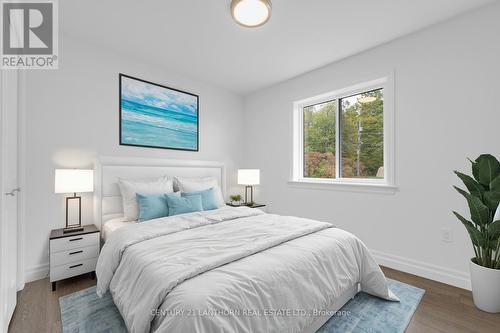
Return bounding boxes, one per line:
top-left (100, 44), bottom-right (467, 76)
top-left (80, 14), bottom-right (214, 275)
top-left (229, 194), bottom-right (242, 206)
top-left (453, 154), bottom-right (500, 313)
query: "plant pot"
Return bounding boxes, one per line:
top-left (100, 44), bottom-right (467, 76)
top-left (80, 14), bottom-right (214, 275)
top-left (470, 258), bottom-right (500, 313)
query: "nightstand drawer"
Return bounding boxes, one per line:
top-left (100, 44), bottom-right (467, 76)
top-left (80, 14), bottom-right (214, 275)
top-left (50, 257), bottom-right (97, 282)
top-left (50, 245), bottom-right (99, 267)
top-left (50, 232), bottom-right (99, 253)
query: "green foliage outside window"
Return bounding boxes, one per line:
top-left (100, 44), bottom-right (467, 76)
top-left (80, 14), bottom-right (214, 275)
top-left (303, 89), bottom-right (384, 179)
top-left (303, 100), bottom-right (336, 178)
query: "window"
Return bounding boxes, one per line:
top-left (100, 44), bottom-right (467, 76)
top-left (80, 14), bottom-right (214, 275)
top-left (303, 100), bottom-right (337, 178)
top-left (292, 77), bottom-right (394, 190)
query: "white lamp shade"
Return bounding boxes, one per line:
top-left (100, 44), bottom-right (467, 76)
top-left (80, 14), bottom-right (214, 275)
top-left (238, 169), bottom-right (260, 185)
top-left (55, 169), bottom-right (94, 194)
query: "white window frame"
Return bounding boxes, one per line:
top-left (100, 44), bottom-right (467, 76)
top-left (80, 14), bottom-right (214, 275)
top-left (291, 75), bottom-right (396, 193)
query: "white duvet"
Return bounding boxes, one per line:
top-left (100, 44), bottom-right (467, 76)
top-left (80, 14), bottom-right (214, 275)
top-left (96, 207), bottom-right (397, 333)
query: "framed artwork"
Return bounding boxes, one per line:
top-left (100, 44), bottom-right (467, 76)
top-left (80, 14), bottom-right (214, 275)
top-left (119, 73), bottom-right (199, 151)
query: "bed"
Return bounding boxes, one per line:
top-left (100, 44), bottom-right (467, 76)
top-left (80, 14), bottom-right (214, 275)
top-left (101, 217), bottom-right (133, 241)
top-left (94, 157), bottom-right (397, 333)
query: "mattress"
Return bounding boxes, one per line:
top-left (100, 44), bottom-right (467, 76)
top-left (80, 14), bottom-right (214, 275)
top-left (102, 217), bottom-right (134, 241)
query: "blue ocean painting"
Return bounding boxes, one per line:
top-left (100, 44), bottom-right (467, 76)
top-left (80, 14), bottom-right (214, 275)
top-left (120, 75), bottom-right (198, 151)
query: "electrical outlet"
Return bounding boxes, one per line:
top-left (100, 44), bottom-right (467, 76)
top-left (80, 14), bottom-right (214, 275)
top-left (441, 228), bottom-right (453, 243)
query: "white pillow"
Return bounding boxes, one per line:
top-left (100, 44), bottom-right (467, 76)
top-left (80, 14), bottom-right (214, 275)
top-left (118, 176), bottom-right (174, 221)
top-left (175, 177), bottom-right (225, 207)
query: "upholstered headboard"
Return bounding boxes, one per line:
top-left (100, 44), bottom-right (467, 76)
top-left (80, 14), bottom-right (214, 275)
top-left (93, 156), bottom-right (226, 229)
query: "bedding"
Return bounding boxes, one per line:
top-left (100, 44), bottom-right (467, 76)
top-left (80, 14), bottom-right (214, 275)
top-left (96, 207), bottom-right (397, 333)
top-left (137, 192), bottom-right (182, 222)
top-left (164, 192), bottom-right (203, 216)
top-left (102, 217), bottom-right (134, 241)
top-left (118, 176), bottom-right (174, 221)
top-left (174, 176), bottom-right (225, 207)
top-left (136, 193), bottom-right (169, 222)
top-left (181, 187), bottom-right (219, 210)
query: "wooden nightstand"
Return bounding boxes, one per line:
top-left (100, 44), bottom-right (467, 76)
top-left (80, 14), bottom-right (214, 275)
top-left (49, 224), bottom-right (100, 291)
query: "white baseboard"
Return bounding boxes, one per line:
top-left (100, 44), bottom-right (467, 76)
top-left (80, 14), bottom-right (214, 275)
top-left (25, 263), bottom-right (49, 283)
top-left (17, 279), bottom-right (25, 291)
top-left (371, 249), bottom-right (471, 290)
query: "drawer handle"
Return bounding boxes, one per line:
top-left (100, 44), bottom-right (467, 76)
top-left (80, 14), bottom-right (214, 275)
top-left (69, 237), bottom-right (83, 242)
top-left (69, 264), bottom-right (83, 269)
top-left (69, 250), bottom-right (83, 255)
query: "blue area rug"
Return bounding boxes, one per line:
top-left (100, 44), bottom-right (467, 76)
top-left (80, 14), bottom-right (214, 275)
top-left (317, 279), bottom-right (424, 333)
top-left (59, 287), bottom-right (126, 333)
top-left (59, 279), bottom-right (424, 333)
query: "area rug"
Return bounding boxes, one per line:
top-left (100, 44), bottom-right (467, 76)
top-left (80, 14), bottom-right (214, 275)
top-left (59, 279), bottom-right (424, 333)
top-left (317, 279), bottom-right (425, 333)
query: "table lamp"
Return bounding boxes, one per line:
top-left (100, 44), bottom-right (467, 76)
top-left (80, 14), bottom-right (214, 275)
top-left (55, 169), bottom-right (93, 233)
top-left (237, 169), bottom-right (260, 206)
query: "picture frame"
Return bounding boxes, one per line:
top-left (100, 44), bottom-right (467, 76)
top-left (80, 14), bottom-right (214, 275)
top-left (119, 73), bottom-right (199, 151)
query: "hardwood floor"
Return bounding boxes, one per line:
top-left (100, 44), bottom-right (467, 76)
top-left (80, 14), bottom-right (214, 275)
top-left (8, 274), bottom-right (96, 333)
top-left (8, 267), bottom-right (500, 332)
top-left (381, 267), bottom-right (500, 333)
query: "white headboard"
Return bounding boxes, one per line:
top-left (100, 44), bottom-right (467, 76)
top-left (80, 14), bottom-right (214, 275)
top-left (93, 156), bottom-right (226, 229)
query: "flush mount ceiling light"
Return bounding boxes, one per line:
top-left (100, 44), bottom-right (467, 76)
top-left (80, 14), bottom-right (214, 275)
top-left (231, 0), bottom-right (272, 28)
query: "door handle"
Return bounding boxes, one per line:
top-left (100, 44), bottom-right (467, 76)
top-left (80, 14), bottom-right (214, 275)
top-left (5, 187), bottom-right (21, 196)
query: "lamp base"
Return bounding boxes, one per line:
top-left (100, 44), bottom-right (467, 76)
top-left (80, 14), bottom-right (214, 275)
top-left (64, 194), bottom-right (82, 234)
top-left (244, 186), bottom-right (254, 206)
top-left (63, 226), bottom-right (84, 234)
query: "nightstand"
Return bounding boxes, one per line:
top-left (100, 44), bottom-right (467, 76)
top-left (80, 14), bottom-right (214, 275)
top-left (49, 224), bottom-right (100, 291)
top-left (227, 203), bottom-right (266, 209)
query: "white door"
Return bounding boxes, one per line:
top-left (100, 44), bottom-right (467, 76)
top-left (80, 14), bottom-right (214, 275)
top-left (0, 70), bottom-right (19, 332)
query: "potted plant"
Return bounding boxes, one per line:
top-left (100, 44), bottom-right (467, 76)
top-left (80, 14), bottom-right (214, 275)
top-left (229, 194), bottom-right (242, 206)
top-left (453, 154), bottom-right (500, 313)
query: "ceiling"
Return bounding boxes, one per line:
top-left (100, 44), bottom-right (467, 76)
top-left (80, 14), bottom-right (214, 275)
top-left (61, 0), bottom-right (496, 95)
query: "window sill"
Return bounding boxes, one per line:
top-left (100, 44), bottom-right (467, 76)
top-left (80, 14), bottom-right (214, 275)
top-left (287, 180), bottom-right (398, 194)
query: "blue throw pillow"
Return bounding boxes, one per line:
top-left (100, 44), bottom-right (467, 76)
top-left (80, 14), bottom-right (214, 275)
top-left (136, 193), bottom-right (170, 222)
top-left (165, 193), bottom-right (203, 216)
top-left (181, 188), bottom-right (219, 211)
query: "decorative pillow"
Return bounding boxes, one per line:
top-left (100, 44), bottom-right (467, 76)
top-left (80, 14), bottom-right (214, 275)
top-left (118, 176), bottom-right (174, 221)
top-left (136, 192), bottom-right (180, 222)
top-left (175, 177), bottom-right (225, 207)
top-left (165, 193), bottom-right (203, 216)
top-left (181, 188), bottom-right (219, 211)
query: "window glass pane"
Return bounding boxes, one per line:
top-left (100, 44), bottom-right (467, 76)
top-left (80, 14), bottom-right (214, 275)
top-left (341, 89), bottom-right (384, 179)
top-left (303, 100), bottom-right (336, 178)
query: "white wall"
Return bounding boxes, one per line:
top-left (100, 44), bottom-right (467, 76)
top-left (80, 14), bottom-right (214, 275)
top-left (243, 4), bottom-right (500, 290)
top-left (23, 35), bottom-right (245, 281)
